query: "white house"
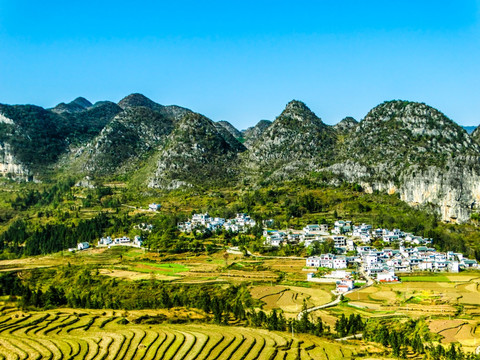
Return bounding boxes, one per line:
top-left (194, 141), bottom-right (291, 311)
top-left (364, 252), bottom-right (378, 266)
top-left (306, 256), bottom-right (321, 267)
top-left (449, 261), bottom-right (460, 273)
top-left (461, 259), bottom-right (478, 268)
top-left (98, 236), bottom-right (112, 245)
top-left (336, 276), bottom-right (354, 293)
top-left (269, 238), bottom-right (283, 247)
top-left (77, 242), bottom-right (89, 250)
top-left (133, 235), bottom-right (143, 247)
top-left (114, 236), bottom-right (130, 244)
top-left (148, 203), bottom-right (161, 211)
top-left (333, 256), bottom-right (347, 269)
top-left (303, 224), bottom-right (321, 234)
top-left (377, 270), bottom-right (399, 282)
top-left (333, 236), bottom-right (346, 248)
top-left (346, 239), bottom-right (355, 251)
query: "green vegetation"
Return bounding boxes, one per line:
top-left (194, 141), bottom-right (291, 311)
top-left (0, 176), bottom-right (479, 260)
top-left (401, 275), bottom-right (451, 282)
top-left (364, 318), bottom-right (480, 359)
top-left (1, 96), bottom-right (480, 358)
top-left (0, 102), bottom-right (120, 172)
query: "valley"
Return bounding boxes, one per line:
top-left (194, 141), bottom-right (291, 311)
top-left (1, 95), bottom-right (480, 358)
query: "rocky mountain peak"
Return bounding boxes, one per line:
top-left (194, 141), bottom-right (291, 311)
top-left (280, 100), bottom-right (320, 123)
top-left (71, 97), bottom-right (93, 109)
top-left (242, 119), bottom-right (272, 149)
top-left (244, 100), bottom-right (335, 181)
top-left (358, 100), bottom-right (475, 153)
top-left (51, 97), bottom-right (93, 114)
top-left (334, 116), bottom-right (358, 133)
top-left (216, 120), bottom-right (242, 139)
top-left (284, 99), bottom-right (309, 111)
top-left (149, 112), bottom-right (246, 189)
top-left (118, 93), bottom-right (159, 110)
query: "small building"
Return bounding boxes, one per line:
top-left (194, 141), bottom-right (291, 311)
top-left (77, 242), bottom-right (89, 250)
top-left (377, 271), bottom-right (399, 282)
top-left (149, 203), bottom-right (161, 211)
top-left (333, 236), bottom-right (346, 248)
top-left (449, 261), bottom-right (460, 273)
top-left (336, 276), bottom-right (354, 293)
top-left (98, 236), bottom-right (112, 245)
top-left (133, 235), bottom-right (143, 247)
top-left (114, 236), bottom-right (130, 244)
top-left (461, 259), bottom-right (478, 269)
top-left (306, 256), bottom-right (321, 267)
top-left (333, 256), bottom-right (347, 269)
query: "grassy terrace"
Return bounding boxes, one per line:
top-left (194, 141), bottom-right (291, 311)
top-left (0, 308), bottom-right (387, 360)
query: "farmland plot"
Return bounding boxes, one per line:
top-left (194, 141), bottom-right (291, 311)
top-left (0, 309), bottom-right (375, 359)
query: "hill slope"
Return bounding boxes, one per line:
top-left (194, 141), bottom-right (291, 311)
top-left (2, 96), bottom-right (480, 222)
top-left (243, 100), bottom-right (336, 181)
top-left (75, 106), bottom-right (174, 176)
top-left (242, 119), bottom-right (272, 149)
top-left (149, 112), bottom-right (246, 189)
top-left (216, 120), bottom-right (242, 139)
top-left (329, 100), bottom-right (480, 222)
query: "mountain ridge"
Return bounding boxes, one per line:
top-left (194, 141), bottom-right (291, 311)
top-left (1, 94), bottom-right (479, 222)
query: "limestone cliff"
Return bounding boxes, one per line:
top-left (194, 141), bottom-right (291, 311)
top-left (328, 100), bottom-right (480, 222)
top-left (0, 142), bottom-right (32, 179)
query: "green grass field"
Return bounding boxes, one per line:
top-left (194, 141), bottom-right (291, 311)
top-left (400, 275), bottom-right (451, 282)
top-left (124, 262), bottom-right (190, 277)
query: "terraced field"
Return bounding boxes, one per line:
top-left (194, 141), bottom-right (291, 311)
top-left (0, 309), bottom-right (381, 359)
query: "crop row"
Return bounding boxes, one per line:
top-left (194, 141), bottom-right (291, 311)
top-left (0, 313), bottom-right (354, 359)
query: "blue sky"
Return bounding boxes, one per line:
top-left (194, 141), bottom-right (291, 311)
top-left (0, 1), bottom-right (479, 129)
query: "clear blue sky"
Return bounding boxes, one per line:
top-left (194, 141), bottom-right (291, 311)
top-left (1, 1), bottom-right (480, 129)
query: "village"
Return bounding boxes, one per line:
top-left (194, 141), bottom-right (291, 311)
top-left (177, 212), bottom-right (257, 233)
top-left (75, 210), bottom-right (478, 295)
top-left (178, 213), bottom-right (479, 294)
top-left (268, 220), bottom-right (478, 293)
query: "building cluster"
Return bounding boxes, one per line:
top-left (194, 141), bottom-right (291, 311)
top-left (98, 235), bottom-right (143, 247)
top-left (134, 223), bottom-right (153, 232)
top-left (265, 221), bottom-right (436, 249)
top-left (307, 243), bottom-right (477, 284)
top-left (178, 213), bottom-right (257, 233)
top-left (272, 219), bottom-right (480, 282)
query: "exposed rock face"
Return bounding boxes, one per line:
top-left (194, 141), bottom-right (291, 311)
top-left (0, 142), bottom-right (31, 179)
top-left (244, 100), bottom-right (336, 181)
top-left (471, 125), bottom-right (480, 145)
top-left (216, 120), bottom-right (242, 139)
top-left (149, 113), bottom-right (246, 189)
top-left (78, 106), bottom-right (174, 175)
top-left (333, 116), bottom-right (358, 134)
top-left (397, 158), bottom-right (480, 222)
top-left (242, 120), bottom-right (272, 149)
top-left (328, 100), bottom-right (480, 222)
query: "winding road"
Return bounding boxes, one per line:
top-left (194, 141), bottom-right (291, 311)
top-left (297, 267), bottom-right (375, 320)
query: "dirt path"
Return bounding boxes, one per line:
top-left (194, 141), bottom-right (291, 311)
top-left (297, 267), bottom-right (375, 320)
top-left (335, 334), bottom-right (363, 341)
